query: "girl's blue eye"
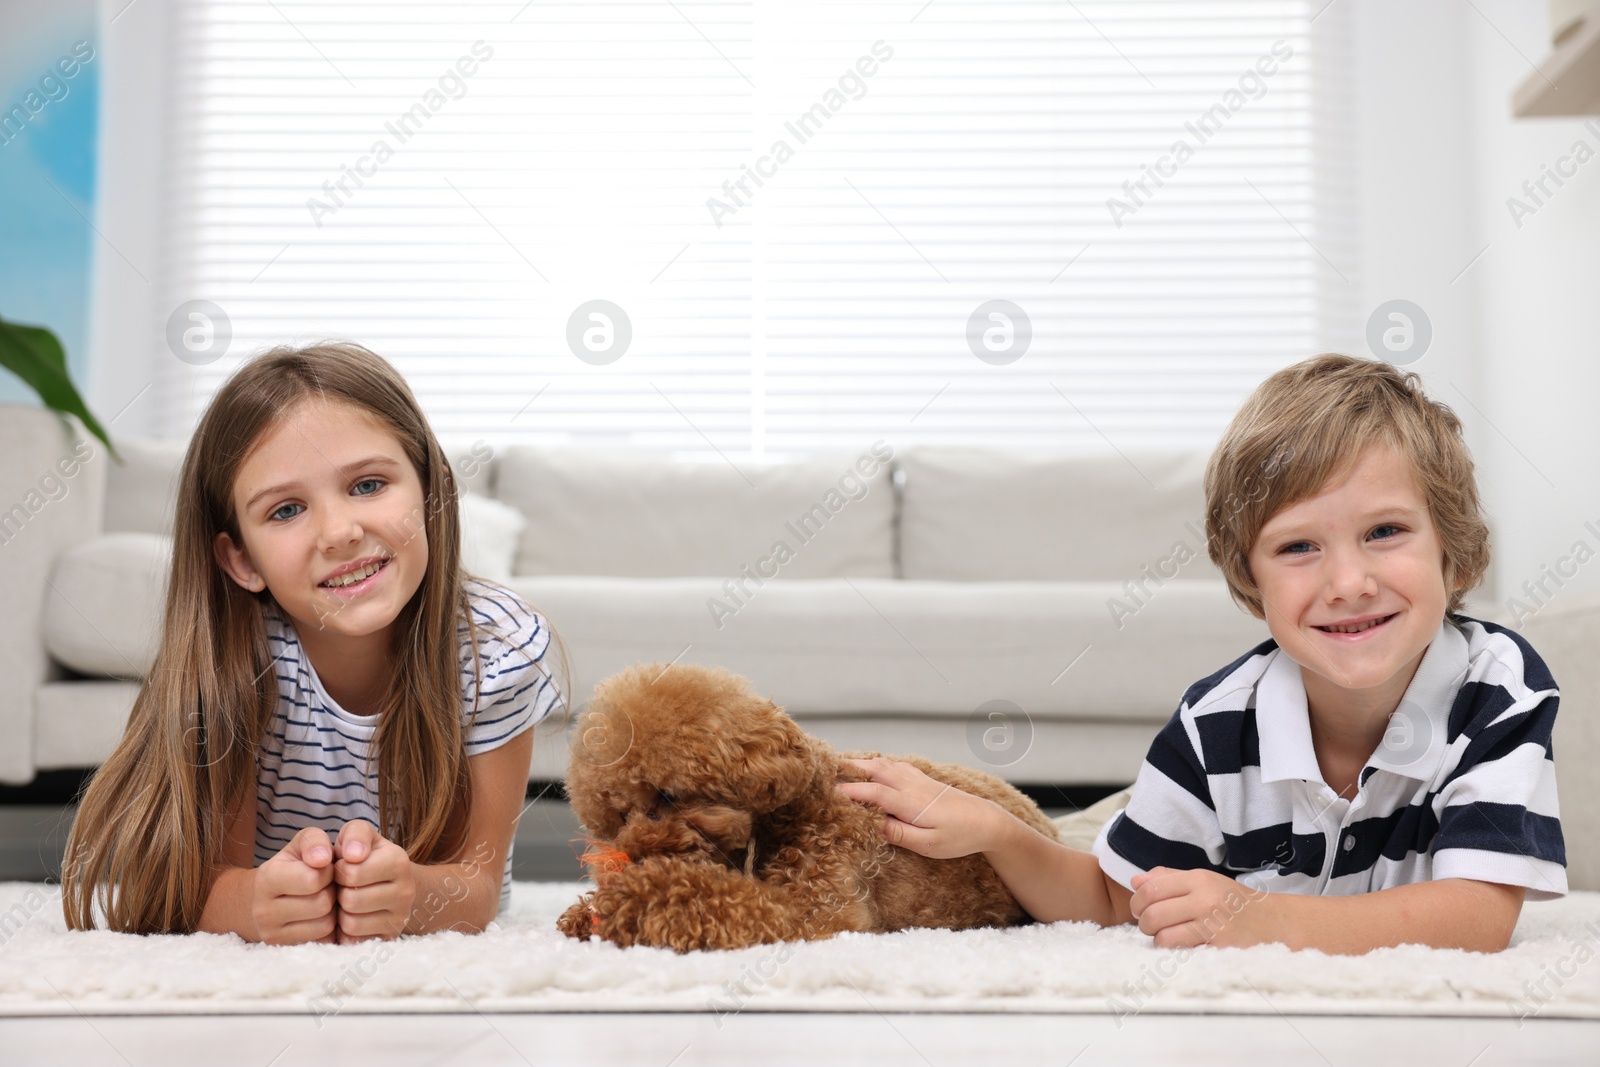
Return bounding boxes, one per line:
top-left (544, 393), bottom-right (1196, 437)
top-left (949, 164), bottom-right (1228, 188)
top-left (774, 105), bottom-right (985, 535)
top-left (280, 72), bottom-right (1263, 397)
top-left (270, 503), bottom-right (303, 522)
top-left (352, 478), bottom-right (383, 496)
top-left (1280, 541), bottom-right (1314, 555)
top-left (1370, 524), bottom-right (1402, 540)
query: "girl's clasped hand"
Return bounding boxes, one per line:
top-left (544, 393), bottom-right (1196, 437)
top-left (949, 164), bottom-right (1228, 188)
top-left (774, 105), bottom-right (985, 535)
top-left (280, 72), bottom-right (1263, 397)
top-left (253, 821), bottom-right (418, 945)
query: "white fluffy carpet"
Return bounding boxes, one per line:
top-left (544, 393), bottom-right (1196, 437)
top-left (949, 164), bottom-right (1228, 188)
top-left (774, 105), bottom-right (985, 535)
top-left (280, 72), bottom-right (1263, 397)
top-left (2, 881), bottom-right (1598, 1019)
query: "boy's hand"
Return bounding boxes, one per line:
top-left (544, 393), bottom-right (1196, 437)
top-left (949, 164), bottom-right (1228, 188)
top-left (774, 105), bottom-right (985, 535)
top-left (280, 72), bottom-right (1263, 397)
top-left (1129, 866), bottom-right (1275, 948)
top-left (252, 827), bottom-right (337, 945)
top-left (333, 819), bottom-right (418, 943)
top-left (834, 757), bottom-right (1002, 859)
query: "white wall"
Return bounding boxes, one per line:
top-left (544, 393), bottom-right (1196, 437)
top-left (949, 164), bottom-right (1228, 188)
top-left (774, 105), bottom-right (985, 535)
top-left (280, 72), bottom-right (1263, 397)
top-left (1465, 0), bottom-right (1600, 621)
top-left (85, 0), bottom-right (171, 440)
top-left (1351, 0), bottom-right (1599, 618)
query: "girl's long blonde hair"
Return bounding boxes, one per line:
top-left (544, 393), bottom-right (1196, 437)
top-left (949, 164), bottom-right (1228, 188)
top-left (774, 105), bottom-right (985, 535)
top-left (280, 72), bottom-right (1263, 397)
top-left (62, 342), bottom-right (531, 933)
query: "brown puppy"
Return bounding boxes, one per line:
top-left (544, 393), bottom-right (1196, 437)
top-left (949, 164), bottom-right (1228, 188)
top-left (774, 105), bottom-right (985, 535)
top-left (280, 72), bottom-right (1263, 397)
top-left (556, 662), bottom-right (1060, 952)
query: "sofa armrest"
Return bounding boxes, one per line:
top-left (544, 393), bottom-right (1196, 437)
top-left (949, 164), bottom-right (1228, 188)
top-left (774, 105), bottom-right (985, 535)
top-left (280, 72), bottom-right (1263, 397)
top-left (1518, 594), bottom-right (1600, 892)
top-left (0, 408), bottom-right (105, 784)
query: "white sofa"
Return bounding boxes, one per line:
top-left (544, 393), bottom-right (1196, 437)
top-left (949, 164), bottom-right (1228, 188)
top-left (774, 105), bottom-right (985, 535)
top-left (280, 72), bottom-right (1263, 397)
top-left (4, 406), bottom-right (1596, 889)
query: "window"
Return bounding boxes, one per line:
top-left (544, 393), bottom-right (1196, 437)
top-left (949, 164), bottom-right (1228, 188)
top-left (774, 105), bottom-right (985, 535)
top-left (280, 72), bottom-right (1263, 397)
top-left (152, 0), bottom-right (1357, 456)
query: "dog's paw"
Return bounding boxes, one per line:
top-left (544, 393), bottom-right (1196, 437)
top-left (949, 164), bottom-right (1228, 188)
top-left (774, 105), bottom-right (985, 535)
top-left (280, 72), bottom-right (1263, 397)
top-left (591, 857), bottom-right (799, 952)
top-left (583, 877), bottom-right (655, 948)
top-left (572, 857), bottom-right (708, 950)
top-left (556, 895), bottom-right (599, 941)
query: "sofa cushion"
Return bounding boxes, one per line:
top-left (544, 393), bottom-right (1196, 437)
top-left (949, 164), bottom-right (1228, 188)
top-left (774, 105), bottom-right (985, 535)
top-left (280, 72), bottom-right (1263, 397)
top-left (34, 680), bottom-right (143, 769)
top-left (897, 448), bottom-right (1219, 582)
top-left (496, 447), bottom-right (896, 579)
top-left (460, 492), bottom-right (526, 582)
top-left (503, 575), bottom-right (1268, 721)
top-left (103, 440), bottom-right (186, 535)
top-left (44, 533), bottom-right (169, 678)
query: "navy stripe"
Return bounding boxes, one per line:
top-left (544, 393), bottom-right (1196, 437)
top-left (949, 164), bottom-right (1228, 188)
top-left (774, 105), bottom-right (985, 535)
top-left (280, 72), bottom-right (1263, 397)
top-left (1446, 681), bottom-right (1514, 746)
top-left (1443, 694), bottom-right (1559, 793)
top-left (469, 702), bottom-right (537, 732)
top-left (1470, 616), bottom-right (1558, 693)
top-left (1194, 707), bottom-right (1260, 776)
top-left (1106, 813), bottom-right (1228, 875)
top-left (273, 756), bottom-right (367, 775)
top-left (1330, 801), bottom-right (1441, 878)
top-left (1178, 638), bottom-right (1277, 710)
top-left (1143, 714), bottom-right (1215, 810)
top-left (258, 815), bottom-right (339, 837)
top-left (267, 734), bottom-right (362, 760)
top-left (1434, 802), bottom-right (1566, 865)
top-left (279, 714), bottom-right (382, 746)
top-left (467, 715), bottom-right (538, 749)
top-left (261, 772), bottom-right (368, 792)
top-left (1222, 821), bottom-right (1326, 879)
top-left (263, 790), bottom-right (374, 813)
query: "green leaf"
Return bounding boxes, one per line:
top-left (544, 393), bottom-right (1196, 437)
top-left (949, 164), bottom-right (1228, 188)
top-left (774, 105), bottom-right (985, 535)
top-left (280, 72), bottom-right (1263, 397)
top-left (0, 314), bottom-right (120, 461)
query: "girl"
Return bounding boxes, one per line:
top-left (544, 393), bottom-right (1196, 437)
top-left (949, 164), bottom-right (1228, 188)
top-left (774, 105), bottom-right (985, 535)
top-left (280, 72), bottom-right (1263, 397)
top-left (62, 343), bottom-right (564, 943)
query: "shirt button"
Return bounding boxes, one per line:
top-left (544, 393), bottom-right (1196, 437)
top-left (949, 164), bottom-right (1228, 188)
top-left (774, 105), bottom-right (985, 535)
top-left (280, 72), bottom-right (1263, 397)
top-left (1343, 835), bottom-right (1356, 852)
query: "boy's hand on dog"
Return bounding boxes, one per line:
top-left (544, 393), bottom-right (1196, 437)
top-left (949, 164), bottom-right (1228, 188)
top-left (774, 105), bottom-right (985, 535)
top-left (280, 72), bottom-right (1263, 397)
top-left (252, 827), bottom-right (338, 945)
top-left (333, 819), bottom-right (418, 943)
top-left (1129, 866), bottom-right (1275, 948)
top-left (835, 757), bottom-right (1002, 860)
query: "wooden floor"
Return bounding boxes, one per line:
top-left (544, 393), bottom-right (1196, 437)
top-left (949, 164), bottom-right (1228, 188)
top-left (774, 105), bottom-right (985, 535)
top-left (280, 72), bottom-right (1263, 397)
top-left (0, 1012), bottom-right (1595, 1066)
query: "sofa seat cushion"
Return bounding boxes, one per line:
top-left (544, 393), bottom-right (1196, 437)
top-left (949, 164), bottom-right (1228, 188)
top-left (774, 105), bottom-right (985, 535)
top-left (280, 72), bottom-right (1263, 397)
top-left (503, 575), bottom-right (1269, 721)
top-left (34, 680), bottom-right (143, 769)
top-left (897, 447), bottom-right (1222, 582)
top-left (44, 533), bottom-right (169, 678)
top-left (495, 446), bottom-right (895, 579)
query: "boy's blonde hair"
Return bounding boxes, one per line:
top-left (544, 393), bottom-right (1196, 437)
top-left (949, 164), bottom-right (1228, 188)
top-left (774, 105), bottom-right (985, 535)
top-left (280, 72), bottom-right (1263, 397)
top-left (1204, 353), bottom-right (1488, 619)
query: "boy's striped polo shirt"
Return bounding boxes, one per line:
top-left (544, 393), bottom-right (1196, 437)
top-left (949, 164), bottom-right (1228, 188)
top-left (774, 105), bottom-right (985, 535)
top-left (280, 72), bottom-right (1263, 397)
top-left (1092, 617), bottom-right (1567, 900)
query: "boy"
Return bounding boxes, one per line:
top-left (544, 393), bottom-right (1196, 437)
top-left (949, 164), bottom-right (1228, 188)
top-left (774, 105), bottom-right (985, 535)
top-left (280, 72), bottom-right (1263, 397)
top-left (839, 354), bottom-right (1565, 953)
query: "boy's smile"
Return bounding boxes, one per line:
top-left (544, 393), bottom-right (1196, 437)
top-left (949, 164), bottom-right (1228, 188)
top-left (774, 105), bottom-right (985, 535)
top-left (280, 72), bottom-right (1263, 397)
top-left (1247, 443), bottom-right (1453, 725)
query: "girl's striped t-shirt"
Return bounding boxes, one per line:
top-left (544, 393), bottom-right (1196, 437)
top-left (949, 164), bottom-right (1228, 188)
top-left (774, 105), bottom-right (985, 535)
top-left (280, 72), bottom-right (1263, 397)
top-left (252, 580), bottom-right (562, 914)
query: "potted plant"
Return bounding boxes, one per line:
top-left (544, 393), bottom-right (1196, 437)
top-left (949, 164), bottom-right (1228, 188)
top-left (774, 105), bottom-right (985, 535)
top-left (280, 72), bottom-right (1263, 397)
top-left (0, 313), bottom-right (117, 460)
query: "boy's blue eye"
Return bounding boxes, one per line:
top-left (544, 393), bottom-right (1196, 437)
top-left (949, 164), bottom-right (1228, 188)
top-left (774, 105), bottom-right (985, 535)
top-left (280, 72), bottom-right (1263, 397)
top-left (352, 478), bottom-right (383, 496)
top-left (1280, 541), bottom-right (1314, 555)
top-left (270, 503), bottom-right (303, 522)
top-left (1370, 524), bottom-right (1402, 540)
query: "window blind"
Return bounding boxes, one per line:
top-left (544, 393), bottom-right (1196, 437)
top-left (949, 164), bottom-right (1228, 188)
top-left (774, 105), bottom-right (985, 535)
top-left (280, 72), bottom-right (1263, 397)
top-left (151, 0), bottom-right (1357, 457)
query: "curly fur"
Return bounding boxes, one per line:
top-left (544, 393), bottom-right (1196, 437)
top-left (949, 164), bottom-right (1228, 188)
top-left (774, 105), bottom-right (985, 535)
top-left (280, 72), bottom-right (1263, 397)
top-left (557, 662), bottom-right (1060, 952)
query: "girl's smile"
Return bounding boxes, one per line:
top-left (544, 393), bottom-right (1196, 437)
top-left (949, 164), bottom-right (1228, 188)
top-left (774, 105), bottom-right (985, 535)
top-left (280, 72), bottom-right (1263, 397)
top-left (318, 554), bottom-right (393, 593)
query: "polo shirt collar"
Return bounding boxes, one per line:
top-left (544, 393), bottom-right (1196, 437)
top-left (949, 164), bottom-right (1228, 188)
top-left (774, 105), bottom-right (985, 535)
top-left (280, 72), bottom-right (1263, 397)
top-left (1257, 650), bottom-right (1320, 784)
top-left (1256, 621), bottom-right (1466, 785)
